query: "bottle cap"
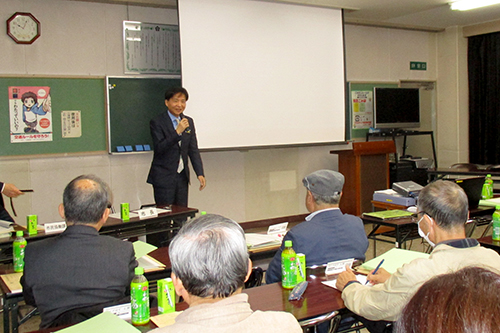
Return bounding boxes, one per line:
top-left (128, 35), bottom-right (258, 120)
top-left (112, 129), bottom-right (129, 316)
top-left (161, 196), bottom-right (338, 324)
top-left (488, 174), bottom-right (492, 177)
top-left (200, 211), bottom-right (207, 215)
top-left (135, 267), bottom-right (145, 275)
top-left (496, 205), bottom-right (500, 210)
top-left (285, 240), bottom-right (292, 247)
top-left (16, 231), bottom-right (23, 237)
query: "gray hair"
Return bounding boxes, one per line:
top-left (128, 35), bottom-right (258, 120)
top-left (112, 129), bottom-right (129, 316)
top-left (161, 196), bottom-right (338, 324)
top-left (170, 214), bottom-right (249, 298)
top-left (63, 175), bottom-right (111, 224)
top-left (417, 180), bottom-right (468, 230)
top-left (311, 192), bottom-right (341, 205)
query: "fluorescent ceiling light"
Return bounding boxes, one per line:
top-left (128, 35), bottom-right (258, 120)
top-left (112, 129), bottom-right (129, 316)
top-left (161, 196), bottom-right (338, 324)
top-left (450, 0), bottom-right (500, 10)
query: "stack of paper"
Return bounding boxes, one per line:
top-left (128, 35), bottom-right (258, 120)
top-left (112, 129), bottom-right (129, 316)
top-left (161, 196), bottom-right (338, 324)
top-left (0, 219), bottom-right (14, 238)
top-left (245, 233), bottom-right (281, 249)
top-left (0, 272), bottom-right (23, 294)
top-left (479, 197), bottom-right (500, 207)
top-left (133, 240), bottom-right (166, 272)
top-left (362, 210), bottom-right (413, 220)
top-left (360, 248), bottom-right (429, 274)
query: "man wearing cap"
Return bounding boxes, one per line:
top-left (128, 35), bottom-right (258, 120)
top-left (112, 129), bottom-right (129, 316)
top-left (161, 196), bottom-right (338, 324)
top-left (265, 169), bottom-right (368, 284)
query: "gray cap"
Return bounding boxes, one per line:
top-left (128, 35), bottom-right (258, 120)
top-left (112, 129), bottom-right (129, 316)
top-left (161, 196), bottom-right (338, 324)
top-left (302, 169), bottom-right (344, 196)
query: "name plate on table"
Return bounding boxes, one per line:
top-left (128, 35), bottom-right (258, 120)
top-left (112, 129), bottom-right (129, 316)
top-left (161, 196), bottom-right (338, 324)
top-left (267, 222), bottom-right (288, 236)
top-left (137, 207), bottom-right (159, 220)
top-left (103, 303), bottom-right (131, 320)
top-left (325, 258), bottom-right (354, 276)
top-left (44, 222), bottom-right (67, 234)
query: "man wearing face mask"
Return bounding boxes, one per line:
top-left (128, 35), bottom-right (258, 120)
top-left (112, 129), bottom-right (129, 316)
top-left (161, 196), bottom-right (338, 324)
top-left (336, 180), bottom-right (500, 333)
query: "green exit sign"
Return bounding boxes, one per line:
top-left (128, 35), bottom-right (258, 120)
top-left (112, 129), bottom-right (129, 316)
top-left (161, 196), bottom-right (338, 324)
top-left (410, 61), bottom-right (427, 70)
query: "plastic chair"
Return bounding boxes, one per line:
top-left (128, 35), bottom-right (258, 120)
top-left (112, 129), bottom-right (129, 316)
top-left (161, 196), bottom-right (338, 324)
top-left (449, 163), bottom-right (479, 171)
top-left (300, 311), bottom-right (341, 333)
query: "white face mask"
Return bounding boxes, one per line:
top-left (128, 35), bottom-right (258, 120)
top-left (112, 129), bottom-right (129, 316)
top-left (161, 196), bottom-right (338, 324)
top-left (417, 215), bottom-right (436, 248)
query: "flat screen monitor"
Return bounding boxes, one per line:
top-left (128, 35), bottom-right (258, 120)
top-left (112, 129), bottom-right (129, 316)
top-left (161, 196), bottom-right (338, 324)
top-left (374, 88), bottom-right (420, 129)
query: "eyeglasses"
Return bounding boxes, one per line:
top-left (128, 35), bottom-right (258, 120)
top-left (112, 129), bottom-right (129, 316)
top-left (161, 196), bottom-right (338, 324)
top-left (412, 211), bottom-right (432, 223)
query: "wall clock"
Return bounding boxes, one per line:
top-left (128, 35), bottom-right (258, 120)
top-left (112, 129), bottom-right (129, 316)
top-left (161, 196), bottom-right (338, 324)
top-left (7, 12), bottom-right (41, 44)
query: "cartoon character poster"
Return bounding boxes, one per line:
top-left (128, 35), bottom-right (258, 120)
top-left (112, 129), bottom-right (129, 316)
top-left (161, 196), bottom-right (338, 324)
top-left (9, 86), bottom-right (53, 143)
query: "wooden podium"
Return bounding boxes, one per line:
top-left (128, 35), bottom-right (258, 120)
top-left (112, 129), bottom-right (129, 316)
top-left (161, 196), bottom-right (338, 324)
top-left (331, 141), bottom-right (396, 216)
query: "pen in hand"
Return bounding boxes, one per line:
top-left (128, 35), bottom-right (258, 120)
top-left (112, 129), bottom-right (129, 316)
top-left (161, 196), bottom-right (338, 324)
top-left (366, 259), bottom-right (384, 285)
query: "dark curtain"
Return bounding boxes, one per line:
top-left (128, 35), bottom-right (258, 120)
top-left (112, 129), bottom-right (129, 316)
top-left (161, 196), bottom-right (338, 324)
top-left (468, 31), bottom-right (500, 164)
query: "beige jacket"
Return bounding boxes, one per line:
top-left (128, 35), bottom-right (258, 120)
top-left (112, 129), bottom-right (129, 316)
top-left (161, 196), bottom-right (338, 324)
top-left (151, 293), bottom-right (302, 333)
top-left (342, 240), bottom-right (500, 322)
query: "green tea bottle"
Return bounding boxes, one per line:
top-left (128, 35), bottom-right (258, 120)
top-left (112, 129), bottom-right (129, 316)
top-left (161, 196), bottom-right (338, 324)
top-left (13, 231), bottom-right (27, 273)
top-left (281, 240), bottom-right (297, 289)
top-left (131, 267), bottom-right (150, 325)
top-left (492, 205), bottom-right (500, 241)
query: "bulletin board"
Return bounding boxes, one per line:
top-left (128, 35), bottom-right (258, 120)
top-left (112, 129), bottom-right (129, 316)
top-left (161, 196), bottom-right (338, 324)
top-left (347, 82), bottom-right (399, 139)
top-left (0, 76), bottom-right (106, 157)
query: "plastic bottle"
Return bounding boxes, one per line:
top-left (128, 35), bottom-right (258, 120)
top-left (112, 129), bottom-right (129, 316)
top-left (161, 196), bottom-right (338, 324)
top-left (482, 174), bottom-right (494, 199)
top-left (131, 267), bottom-right (150, 325)
top-left (492, 205), bottom-right (500, 241)
top-left (13, 231), bottom-right (27, 273)
top-left (281, 240), bottom-right (297, 289)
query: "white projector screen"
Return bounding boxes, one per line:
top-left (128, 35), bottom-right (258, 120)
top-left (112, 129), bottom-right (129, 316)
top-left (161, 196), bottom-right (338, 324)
top-left (178, 0), bottom-right (346, 150)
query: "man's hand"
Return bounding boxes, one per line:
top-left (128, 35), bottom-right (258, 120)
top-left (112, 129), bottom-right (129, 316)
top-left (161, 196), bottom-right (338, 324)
top-left (336, 265), bottom-right (357, 292)
top-left (2, 183), bottom-right (23, 198)
top-left (198, 176), bottom-right (206, 191)
top-left (176, 118), bottom-right (190, 135)
top-left (367, 267), bottom-right (391, 285)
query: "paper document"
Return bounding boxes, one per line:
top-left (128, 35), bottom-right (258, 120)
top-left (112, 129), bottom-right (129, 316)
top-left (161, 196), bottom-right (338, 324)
top-left (0, 272), bottom-right (23, 294)
top-left (0, 220), bottom-right (14, 228)
top-left (151, 311), bottom-right (181, 328)
top-left (133, 240), bottom-right (157, 259)
top-left (137, 255), bottom-right (166, 272)
top-left (57, 311), bottom-right (140, 333)
top-left (322, 275), bottom-right (368, 289)
top-left (479, 197), bottom-right (500, 207)
top-left (362, 210), bottom-right (413, 220)
top-left (360, 248), bottom-right (429, 274)
top-left (245, 233), bottom-right (281, 248)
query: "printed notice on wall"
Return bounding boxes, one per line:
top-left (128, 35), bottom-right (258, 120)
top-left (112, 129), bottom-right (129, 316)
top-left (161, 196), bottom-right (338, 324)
top-left (9, 86), bottom-right (53, 143)
top-left (61, 111), bottom-right (82, 138)
top-left (352, 91), bottom-right (373, 129)
top-left (123, 21), bottom-right (181, 75)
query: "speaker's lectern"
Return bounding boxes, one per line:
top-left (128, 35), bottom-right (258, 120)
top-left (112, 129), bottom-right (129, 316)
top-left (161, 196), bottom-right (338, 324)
top-left (331, 141), bottom-right (396, 216)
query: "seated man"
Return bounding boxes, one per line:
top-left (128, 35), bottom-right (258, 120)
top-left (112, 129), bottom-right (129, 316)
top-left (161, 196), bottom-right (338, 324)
top-left (266, 169), bottom-right (368, 284)
top-left (21, 175), bottom-right (137, 328)
top-left (151, 214), bottom-right (302, 332)
top-left (337, 180), bottom-right (500, 333)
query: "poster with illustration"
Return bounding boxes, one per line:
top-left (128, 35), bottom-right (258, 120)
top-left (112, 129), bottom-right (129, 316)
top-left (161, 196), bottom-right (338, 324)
top-left (9, 86), bottom-right (53, 143)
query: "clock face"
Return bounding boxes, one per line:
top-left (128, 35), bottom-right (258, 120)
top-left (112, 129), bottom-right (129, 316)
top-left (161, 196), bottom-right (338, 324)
top-left (7, 12), bottom-right (40, 44)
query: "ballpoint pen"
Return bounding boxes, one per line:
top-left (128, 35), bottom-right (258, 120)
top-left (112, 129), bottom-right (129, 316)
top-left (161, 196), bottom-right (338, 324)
top-left (366, 259), bottom-right (385, 285)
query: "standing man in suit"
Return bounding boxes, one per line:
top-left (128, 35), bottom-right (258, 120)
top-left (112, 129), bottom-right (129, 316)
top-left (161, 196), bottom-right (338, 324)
top-left (147, 87), bottom-right (206, 207)
top-left (21, 175), bottom-right (137, 328)
top-left (0, 181), bottom-right (23, 222)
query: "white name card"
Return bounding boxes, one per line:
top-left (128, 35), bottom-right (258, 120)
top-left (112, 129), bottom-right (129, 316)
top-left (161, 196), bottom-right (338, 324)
top-left (267, 222), bottom-right (288, 236)
top-left (103, 303), bottom-right (131, 320)
top-left (44, 222), bottom-right (67, 234)
top-left (137, 207), bottom-right (159, 220)
top-left (325, 258), bottom-right (354, 276)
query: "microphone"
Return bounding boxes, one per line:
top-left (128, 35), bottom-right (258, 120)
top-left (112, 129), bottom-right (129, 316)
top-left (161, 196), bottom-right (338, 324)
top-left (180, 114), bottom-right (191, 134)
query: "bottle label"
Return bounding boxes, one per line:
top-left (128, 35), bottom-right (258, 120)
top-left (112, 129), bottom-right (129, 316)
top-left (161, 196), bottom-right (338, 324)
top-left (281, 255), bottom-right (297, 288)
top-left (13, 241), bottom-right (27, 272)
top-left (131, 282), bottom-right (150, 324)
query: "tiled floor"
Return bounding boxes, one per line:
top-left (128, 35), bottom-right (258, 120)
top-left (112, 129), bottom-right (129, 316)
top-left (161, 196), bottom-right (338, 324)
top-left (6, 223), bottom-right (492, 333)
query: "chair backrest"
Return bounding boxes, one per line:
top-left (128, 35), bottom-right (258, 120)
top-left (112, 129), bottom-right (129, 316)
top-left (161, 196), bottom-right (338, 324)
top-left (450, 163), bottom-right (479, 171)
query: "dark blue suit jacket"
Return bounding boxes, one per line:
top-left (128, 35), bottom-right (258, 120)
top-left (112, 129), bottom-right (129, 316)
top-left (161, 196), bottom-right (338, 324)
top-left (0, 181), bottom-right (13, 222)
top-left (21, 225), bottom-right (137, 328)
top-left (265, 209), bottom-right (368, 284)
top-left (147, 111), bottom-right (204, 188)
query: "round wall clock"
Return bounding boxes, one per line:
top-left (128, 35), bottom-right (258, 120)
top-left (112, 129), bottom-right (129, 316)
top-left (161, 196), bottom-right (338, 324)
top-left (7, 12), bottom-right (41, 44)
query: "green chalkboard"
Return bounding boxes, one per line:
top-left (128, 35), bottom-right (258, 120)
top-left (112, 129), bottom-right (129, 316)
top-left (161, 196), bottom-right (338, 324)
top-left (107, 76), bottom-right (182, 153)
top-left (347, 82), bottom-right (398, 139)
top-left (0, 77), bottom-right (106, 157)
